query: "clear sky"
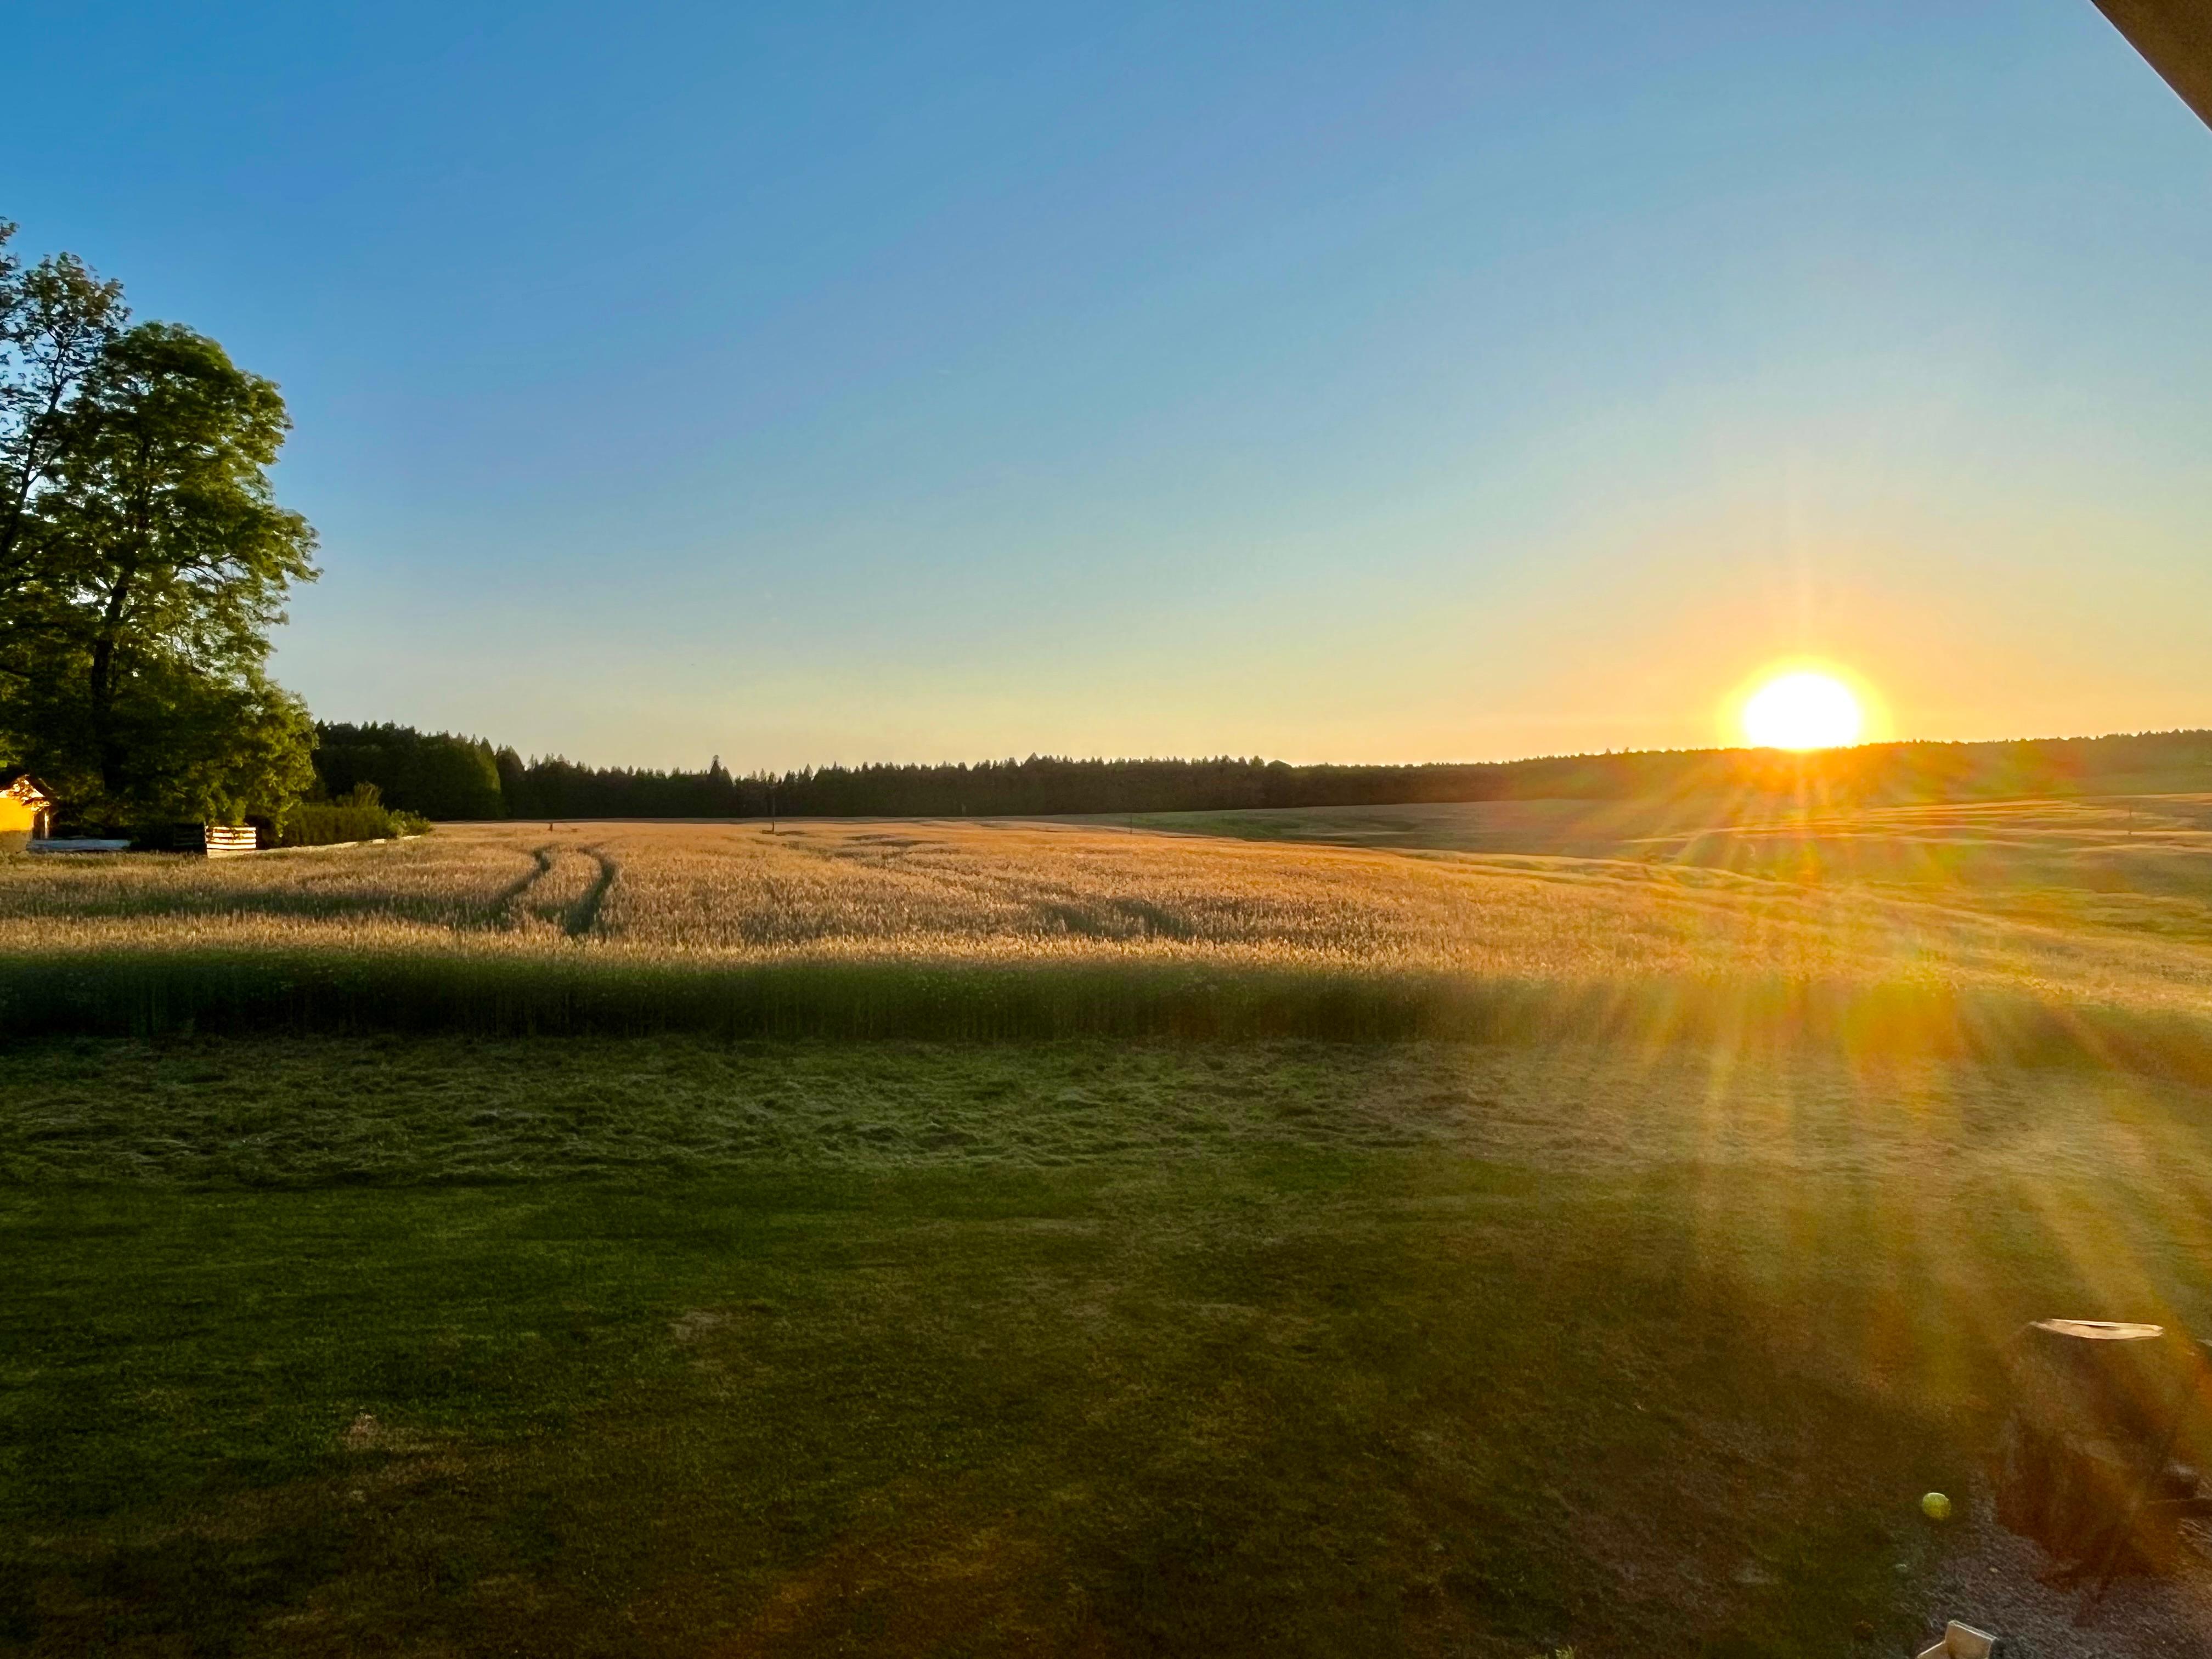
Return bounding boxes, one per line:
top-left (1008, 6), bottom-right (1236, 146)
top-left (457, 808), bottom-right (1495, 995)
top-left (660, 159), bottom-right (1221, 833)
top-left (13, 2), bottom-right (2209, 770)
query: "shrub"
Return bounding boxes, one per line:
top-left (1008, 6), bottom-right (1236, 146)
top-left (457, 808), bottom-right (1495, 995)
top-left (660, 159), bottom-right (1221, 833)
top-left (271, 783), bottom-right (429, 847)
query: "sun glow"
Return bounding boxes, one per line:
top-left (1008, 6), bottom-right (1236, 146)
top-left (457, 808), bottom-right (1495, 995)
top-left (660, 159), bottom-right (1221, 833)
top-left (1739, 669), bottom-right (1865, 751)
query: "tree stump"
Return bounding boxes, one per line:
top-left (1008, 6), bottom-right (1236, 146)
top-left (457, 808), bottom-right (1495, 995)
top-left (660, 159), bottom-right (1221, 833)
top-left (1993, 1320), bottom-right (2200, 1575)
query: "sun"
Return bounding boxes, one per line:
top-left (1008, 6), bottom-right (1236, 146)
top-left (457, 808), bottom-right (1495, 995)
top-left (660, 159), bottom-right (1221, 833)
top-left (1739, 669), bottom-right (1864, 751)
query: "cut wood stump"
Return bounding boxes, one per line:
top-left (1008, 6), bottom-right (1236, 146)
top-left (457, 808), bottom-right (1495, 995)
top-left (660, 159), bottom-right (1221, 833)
top-left (1993, 1319), bottom-right (2208, 1578)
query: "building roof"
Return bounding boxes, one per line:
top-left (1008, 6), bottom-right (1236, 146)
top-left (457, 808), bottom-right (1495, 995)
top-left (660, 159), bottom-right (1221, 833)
top-left (1, 771), bottom-right (52, 806)
top-left (2096, 0), bottom-right (2212, 131)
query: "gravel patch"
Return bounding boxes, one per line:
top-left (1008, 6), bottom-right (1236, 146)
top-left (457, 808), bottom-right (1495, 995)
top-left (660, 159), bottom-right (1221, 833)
top-left (1919, 1493), bottom-right (2212, 1657)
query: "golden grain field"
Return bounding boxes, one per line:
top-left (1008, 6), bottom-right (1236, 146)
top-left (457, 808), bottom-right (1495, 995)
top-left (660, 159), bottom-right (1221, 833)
top-left (5, 815), bottom-right (2211, 1019)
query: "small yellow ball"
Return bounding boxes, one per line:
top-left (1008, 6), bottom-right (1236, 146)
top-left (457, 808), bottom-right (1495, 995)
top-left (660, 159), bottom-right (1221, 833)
top-left (1921, 1491), bottom-right (1952, 1521)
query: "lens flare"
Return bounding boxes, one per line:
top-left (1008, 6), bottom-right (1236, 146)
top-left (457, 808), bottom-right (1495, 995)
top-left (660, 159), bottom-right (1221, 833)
top-left (1740, 670), bottom-right (1864, 751)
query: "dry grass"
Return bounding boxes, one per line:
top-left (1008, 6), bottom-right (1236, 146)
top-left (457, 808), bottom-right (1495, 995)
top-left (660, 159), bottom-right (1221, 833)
top-left (3, 814), bottom-right (2211, 1053)
top-left (2, 817), bottom-right (2208, 995)
top-left (1122, 792), bottom-right (2212, 934)
top-left (0, 831), bottom-right (531, 929)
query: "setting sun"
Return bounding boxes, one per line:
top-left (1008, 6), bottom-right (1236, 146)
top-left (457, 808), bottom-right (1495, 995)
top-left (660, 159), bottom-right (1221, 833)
top-left (1740, 670), bottom-right (1865, 751)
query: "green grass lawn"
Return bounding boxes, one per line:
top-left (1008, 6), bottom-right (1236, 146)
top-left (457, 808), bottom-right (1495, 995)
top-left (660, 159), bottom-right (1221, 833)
top-left (5, 1036), bottom-right (2210, 1656)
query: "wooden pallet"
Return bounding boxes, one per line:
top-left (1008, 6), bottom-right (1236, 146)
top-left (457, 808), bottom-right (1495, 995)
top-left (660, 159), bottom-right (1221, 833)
top-left (177, 823), bottom-right (261, 857)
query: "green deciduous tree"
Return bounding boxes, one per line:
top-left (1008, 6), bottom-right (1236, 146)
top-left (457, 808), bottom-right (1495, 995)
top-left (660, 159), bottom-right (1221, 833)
top-left (0, 221), bottom-right (125, 700)
top-left (0, 223), bottom-right (318, 830)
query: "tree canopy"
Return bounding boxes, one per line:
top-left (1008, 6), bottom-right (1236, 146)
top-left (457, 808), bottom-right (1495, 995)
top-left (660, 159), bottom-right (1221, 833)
top-left (313, 723), bottom-right (503, 820)
top-left (0, 222), bottom-right (317, 830)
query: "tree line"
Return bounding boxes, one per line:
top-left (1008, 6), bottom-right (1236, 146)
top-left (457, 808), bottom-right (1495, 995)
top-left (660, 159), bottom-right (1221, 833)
top-left (0, 222), bottom-right (315, 832)
top-left (315, 724), bottom-right (2212, 823)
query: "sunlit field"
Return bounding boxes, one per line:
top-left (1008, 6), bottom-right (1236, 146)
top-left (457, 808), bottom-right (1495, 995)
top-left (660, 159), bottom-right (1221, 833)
top-left (7, 808), bottom-right (2212, 1655)
top-left (1100, 791), bottom-right (2212, 905)
top-left (5, 813), bottom-right (2212, 1057)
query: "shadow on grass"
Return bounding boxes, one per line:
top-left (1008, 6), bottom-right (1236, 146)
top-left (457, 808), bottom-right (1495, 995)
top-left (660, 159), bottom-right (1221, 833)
top-left (0, 1143), bottom-right (2154, 1657)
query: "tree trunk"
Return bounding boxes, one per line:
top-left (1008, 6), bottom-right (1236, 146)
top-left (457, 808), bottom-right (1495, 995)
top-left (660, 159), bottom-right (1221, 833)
top-left (88, 629), bottom-right (123, 799)
top-left (88, 558), bottom-right (138, 801)
top-left (1993, 1320), bottom-right (2201, 1574)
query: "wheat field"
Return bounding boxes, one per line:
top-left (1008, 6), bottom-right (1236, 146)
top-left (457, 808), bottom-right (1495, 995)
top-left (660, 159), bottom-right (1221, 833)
top-left (5, 816), bottom-right (2210, 1003)
top-left (3, 814), bottom-right (2210, 1056)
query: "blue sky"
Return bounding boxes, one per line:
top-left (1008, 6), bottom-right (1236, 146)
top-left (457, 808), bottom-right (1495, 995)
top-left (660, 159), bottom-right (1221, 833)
top-left (13, 2), bottom-right (2209, 769)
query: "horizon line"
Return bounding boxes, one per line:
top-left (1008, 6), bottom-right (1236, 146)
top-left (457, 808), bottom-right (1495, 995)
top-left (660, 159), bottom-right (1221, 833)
top-left (313, 719), bottom-right (2212, 779)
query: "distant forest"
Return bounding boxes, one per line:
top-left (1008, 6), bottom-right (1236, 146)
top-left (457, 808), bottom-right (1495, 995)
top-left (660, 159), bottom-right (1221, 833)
top-left (312, 723), bottom-right (2212, 823)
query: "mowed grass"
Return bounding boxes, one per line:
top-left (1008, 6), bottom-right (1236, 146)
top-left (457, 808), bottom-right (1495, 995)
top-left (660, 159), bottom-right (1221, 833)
top-left (8, 1036), bottom-right (2212, 1656)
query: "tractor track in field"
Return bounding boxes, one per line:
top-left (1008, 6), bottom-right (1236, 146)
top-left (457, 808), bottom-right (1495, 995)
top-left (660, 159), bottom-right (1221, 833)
top-left (488, 845), bottom-right (557, 924)
top-left (485, 843), bottom-right (614, 938)
top-left (566, 849), bottom-right (618, 939)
